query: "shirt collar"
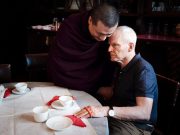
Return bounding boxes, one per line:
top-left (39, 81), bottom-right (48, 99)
top-left (120, 53), bottom-right (141, 73)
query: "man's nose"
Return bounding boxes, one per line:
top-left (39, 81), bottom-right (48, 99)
top-left (108, 45), bottom-right (113, 52)
top-left (99, 35), bottom-right (107, 41)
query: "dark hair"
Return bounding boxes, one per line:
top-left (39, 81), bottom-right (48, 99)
top-left (90, 3), bottom-right (119, 27)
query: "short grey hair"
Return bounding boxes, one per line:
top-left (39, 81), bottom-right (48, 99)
top-left (117, 26), bottom-right (137, 45)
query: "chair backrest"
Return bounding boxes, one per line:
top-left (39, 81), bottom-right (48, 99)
top-left (153, 74), bottom-right (180, 135)
top-left (25, 53), bottom-right (49, 82)
top-left (0, 64), bottom-right (11, 83)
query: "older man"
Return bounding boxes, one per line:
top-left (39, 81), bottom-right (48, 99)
top-left (75, 26), bottom-right (158, 135)
top-left (47, 3), bottom-right (119, 95)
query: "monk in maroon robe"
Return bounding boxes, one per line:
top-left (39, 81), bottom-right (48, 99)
top-left (48, 4), bottom-right (119, 94)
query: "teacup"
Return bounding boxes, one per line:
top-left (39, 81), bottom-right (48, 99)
top-left (59, 96), bottom-right (73, 107)
top-left (15, 82), bottom-right (27, 93)
top-left (33, 106), bottom-right (49, 122)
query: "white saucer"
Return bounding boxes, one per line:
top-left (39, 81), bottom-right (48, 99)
top-left (46, 116), bottom-right (73, 131)
top-left (51, 100), bottom-right (74, 110)
top-left (12, 88), bottom-right (31, 95)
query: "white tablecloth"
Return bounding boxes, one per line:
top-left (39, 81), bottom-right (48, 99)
top-left (0, 82), bottom-right (109, 135)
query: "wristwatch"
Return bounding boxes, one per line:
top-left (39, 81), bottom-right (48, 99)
top-left (108, 106), bottom-right (115, 117)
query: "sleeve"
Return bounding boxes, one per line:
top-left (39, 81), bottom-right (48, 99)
top-left (134, 67), bottom-right (157, 99)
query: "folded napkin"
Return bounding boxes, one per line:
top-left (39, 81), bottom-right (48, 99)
top-left (3, 88), bottom-right (11, 98)
top-left (66, 115), bottom-right (86, 127)
top-left (47, 96), bottom-right (76, 106)
top-left (0, 86), bottom-right (11, 103)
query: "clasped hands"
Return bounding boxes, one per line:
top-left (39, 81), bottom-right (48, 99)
top-left (74, 106), bottom-right (108, 118)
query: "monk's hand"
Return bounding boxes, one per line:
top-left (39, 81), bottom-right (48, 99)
top-left (97, 86), bottom-right (113, 100)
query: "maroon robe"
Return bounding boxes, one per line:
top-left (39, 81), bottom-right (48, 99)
top-left (47, 11), bottom-right (113, 93)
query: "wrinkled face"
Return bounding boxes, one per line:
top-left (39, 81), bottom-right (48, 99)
top-left (108, 35), bottom-right (129, 63)
top-left (88, 17), bottom-right (118, 41)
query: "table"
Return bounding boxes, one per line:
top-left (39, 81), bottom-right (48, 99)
top-left (0, 82), bottom-right (109, 135)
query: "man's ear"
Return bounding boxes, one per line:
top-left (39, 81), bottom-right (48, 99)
top-left (128, 42), bottom-right (134, 52)
top-left (88, 16), bottom-right (92, 24)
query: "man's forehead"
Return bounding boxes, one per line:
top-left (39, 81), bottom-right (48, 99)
top-left (95, 21), bottom-right (116, 33)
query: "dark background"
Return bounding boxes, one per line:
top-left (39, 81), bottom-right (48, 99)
top-left (0, 0), bottom-right (180, 81)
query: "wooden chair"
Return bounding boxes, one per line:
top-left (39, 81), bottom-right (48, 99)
top-left (0, 64), bottom-right (11, 83)
top-left (25, 53), bottom-right (49, 82)
top-left (152, 74), bottom-right (180, 135)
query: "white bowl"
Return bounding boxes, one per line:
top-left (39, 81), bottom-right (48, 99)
top-left (59, 96), bottom-right (73, 106)
top-left (46, 116), bottom-right (73, 131)
top-left (15, 82), bottom-right (27, 93)
top-left (33, 106), bottom-right (49, 122)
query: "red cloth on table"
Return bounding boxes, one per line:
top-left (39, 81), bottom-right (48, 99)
top-left (66, 115), bottom-right (86, 127)
top-left (3, 88), bottom-right (11, 98)
top-left (47, 96), bottom-right (85, 127)
top-left (46, 96), bottom-right (76, 106)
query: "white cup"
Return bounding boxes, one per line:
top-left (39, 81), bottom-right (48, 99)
top-left (59, 96), bottom-right (73, 107)
top-left (33, 106), bottom-right (49, 122)
top-left (15, 82), bottom-right (27, 93)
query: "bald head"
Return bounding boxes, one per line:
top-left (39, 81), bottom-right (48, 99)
top-left (108, 26), bottom-right (137, 67)
top-left (112, 26), bottom-right (137, 46)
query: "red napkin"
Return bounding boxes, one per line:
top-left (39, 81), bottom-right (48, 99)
top-left (46, 96), bottom-right (76, 106)
top-left (3, 88), bottom-right (11, 98)
top-left (46, 96), bottom-right (59, 106)
top-left (66, 115), bottom-right (86, 127)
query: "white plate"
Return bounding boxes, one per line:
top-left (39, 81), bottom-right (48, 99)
top-left (12, 88), bottom-right (31, 95)
top-left (51, 100), bottom-right (74, 110)
top-left (46, 116), bottom-right (73, 131)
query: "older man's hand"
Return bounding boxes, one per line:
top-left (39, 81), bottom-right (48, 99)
top-left (74, 106), bottom-right (92, 118)
top-left (74, 106), bottom-right (109, 118)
